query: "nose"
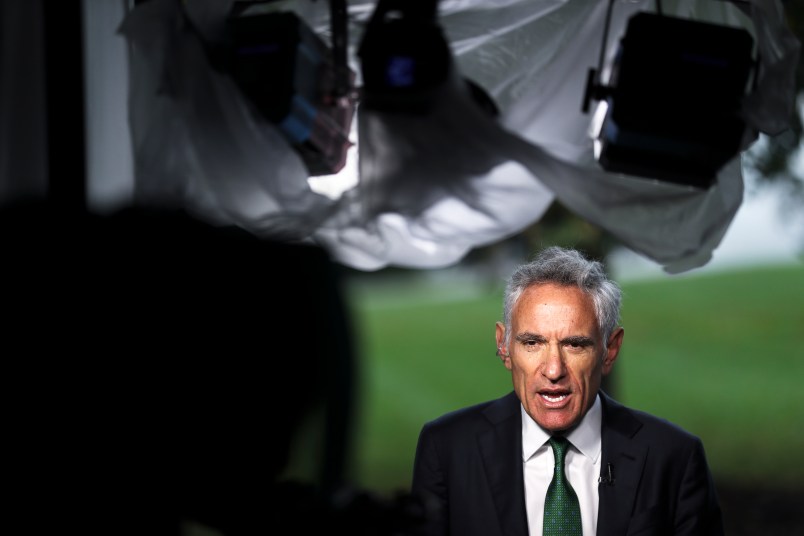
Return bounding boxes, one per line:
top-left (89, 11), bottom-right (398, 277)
top-left (542, 343), bottom-right (566, 381)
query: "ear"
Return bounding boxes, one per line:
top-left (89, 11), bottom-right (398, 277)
top-left (495, 322), bottom-right (512, 370)
top-left (602, 327), bottom-right (624, 375)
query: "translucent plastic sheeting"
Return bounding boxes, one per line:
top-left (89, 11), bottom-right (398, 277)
top-left (120, 0), bottom-right (800, 271)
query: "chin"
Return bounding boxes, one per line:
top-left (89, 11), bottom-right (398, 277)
top-left (537, 413), bottom-right (579, 433)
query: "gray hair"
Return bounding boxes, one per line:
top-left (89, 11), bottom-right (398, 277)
top-left (502, 246), bottom-right (622, 346)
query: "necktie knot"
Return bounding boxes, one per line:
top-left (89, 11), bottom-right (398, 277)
top-left (548, 436), bottom-right (570, 467)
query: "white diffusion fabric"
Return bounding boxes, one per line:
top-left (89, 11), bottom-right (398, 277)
top-left (317, 73), bottom-right (555, 270)
top-left (120, 0), bottom-right (800, 272)
top-left (120, 0), bottom-right (342, 242)
top-left (331, 0), bottom-right (798, 272)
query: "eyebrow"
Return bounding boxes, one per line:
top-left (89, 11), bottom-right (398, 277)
top-left (514, 333), bottom-right (594, 346)
top-left (515, 333), bottom-right (546, 343)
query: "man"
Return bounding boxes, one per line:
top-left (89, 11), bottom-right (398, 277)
top-left (410, 246), bottom-right (724, 536)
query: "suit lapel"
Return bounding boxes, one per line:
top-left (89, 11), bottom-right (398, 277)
top-left (477, 392), bottom-right (529, 536)
top-left (596, 392), bottom-right (647, 536)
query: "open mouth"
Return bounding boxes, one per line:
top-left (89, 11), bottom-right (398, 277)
top-left (539, 391), bottom-right (570, 405)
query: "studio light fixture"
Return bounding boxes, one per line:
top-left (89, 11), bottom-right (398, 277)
top-left (357, 0), bottom-right (452, 114)
top-left (117, 0), bottom-right (799, 272)
top-left (582, 1), bottom-right (757, 188)
top-left (222, 0), bottom-right (356, 176)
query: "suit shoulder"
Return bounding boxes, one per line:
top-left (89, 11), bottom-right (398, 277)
top-left (424, 399), bottom-right (496, 428)
top-left (420, 392), bottom-right (517, 437)
top-left (603, 394), bottom-right (704, 447)
top-left (629, 406), bottom-right (704, 446)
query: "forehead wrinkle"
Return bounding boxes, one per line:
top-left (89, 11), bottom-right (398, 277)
top-left (511, 283), bottom-right (601, 342)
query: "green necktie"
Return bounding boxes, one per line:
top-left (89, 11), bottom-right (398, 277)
top-left (543, 436), bottom-right (583, 536)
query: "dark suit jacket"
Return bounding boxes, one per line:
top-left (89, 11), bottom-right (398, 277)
top-left (410, 391), bottom-right (724, 536)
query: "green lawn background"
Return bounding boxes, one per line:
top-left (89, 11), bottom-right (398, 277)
top-left (343, 264), bottom-right (804, 494)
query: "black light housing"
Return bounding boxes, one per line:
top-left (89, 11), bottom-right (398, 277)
top-left (584, 10), bottom-right (756, 188)
top-left (224, 4), bottom-right (356, 176)
top-left (357, 0), bottom-right (452, 114)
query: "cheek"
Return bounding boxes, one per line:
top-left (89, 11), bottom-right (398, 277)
top-left (511, 358), bottom-right (540, 387)
top-left (577, 360), bottom-right (603, 388)
top-left (511, 356), bottom-right (535, 375)
top-left (567, 358), bottom-right (599, 385)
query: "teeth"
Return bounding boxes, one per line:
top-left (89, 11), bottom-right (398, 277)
top-left (542, 394), bottom-right (567, 402)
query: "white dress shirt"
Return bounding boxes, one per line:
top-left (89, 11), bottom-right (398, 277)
top-left (522, 394), bottom-right (602, 536)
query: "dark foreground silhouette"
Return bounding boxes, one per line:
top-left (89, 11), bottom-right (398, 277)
top-left (2, 201), bottom-right (423, 535)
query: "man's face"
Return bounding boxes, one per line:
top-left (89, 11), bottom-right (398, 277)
top-left (495, 283), bottom-right (623, 432)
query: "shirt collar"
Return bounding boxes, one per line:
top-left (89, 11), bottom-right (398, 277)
top-left (521, 393), bottom-right (602, 462)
